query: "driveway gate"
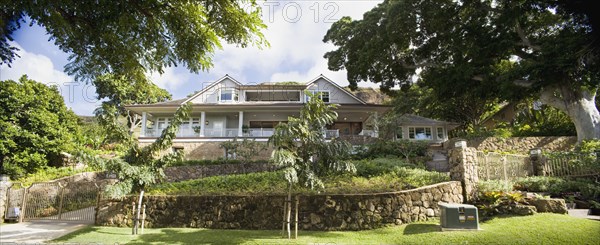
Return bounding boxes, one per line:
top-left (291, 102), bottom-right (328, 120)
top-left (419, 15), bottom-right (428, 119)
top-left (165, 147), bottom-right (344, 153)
top-left (5, 181), bottom-right (100, 222)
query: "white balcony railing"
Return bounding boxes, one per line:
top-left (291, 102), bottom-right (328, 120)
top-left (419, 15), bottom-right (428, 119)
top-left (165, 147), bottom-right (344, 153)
top-left (144, 128), bottom-right (341, 139)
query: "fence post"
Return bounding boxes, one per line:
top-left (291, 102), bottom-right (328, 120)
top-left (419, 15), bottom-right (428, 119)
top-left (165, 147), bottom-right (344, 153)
top-left (449, 140), bottom-right (479, 203)
top-left (529, 148), bottom-right (543, 176)
top-left (57, 183), bottom-right (65, 220)
top-left (0, 175), bottom-right (10, 223)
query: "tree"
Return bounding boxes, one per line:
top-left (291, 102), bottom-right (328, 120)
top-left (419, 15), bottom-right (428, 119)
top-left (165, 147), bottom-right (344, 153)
top-left (80, 102), bottom-right (191, 235)
top-left (0, 1), bottom-right (267, 82)
top-left (0, 75), bottom-right (80, 179)
top-left (324, 0), bottom-right (599, 141)
top-left (93, 74), bottom-right (171, 142)
top-left (269, 92), bottom-right (354, 238)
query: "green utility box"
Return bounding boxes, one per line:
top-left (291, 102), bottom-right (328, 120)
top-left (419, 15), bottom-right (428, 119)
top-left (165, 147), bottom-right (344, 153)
top-left (439, 203), bottom-right (480, 231)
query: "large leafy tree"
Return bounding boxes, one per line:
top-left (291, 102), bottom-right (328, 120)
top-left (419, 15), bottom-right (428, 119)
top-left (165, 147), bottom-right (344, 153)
top-left (324, 0), bottom-right (599, 141)
top-left (0, 75), bottom-right (80, 179)
top-left (0, 0), bottom-right (267, 82)
top-left (93, 74), bottom-right (171, 142)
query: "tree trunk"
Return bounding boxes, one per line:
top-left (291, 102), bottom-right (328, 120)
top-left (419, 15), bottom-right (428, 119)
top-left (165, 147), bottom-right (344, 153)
top-left (286, 183), bottom-right (292, 239)
top-left (539, 84), bottom-right (600, 141)
top-left (133, 189), bottom-right (144, 235)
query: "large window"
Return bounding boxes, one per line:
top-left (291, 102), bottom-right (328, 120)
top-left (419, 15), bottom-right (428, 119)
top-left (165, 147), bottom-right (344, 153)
top-left (219, 89), bottom-right (237, 102)
top-left (408, 127), bottom-right (432, 140)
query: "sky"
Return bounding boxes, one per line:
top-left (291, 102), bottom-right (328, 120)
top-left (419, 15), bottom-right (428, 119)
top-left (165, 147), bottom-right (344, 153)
top-left (0, 1), bottom-right (383, 116)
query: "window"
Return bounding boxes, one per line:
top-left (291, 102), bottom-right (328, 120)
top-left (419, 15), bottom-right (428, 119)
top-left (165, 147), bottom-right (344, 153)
top-left (437, 127), bottom-right (445, 140)
top-left (157, 118), bottom-right (169, 130)
top-left (396, 127), bottom-right (403, 139)
top-left (305, 90), bottom-right (330, 103)
top-left (321, 91), bottom-right (330, 102)
top-left (219, 89), bottom-right (237, 102)
top-left (408, 127), bottom-right (432, 140)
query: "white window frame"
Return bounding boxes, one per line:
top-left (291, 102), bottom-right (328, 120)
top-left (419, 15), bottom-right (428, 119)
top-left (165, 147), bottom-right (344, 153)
top-left (437, 127), bottom-right (445, 140)
top-left (157, 118), bottom-right (170, 131)
top-left (219, 88), bottom-right (237, 103)
top-left (408, 127), bottom-right (432, 140)
top-left (305, 90), bottom-right (330, 103)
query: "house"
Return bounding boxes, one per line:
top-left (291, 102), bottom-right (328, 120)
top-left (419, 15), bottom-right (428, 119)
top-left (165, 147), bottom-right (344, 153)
top-left (125, 74), bottom-right (459, 159)
top-left (125, 74), bottom-right (390, 159)
top-left (393, 114), bottom-right (460, 144)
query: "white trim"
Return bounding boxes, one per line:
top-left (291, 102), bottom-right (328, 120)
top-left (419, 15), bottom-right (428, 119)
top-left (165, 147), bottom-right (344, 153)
top-left (408, 126), bottom-right (433, 140)
top-left (139, 138), bottom-right (270, 143)
top-left (305, 75), bottom-right (367, 105)
top-left (305, 89), bottom-right (330, 103)
top-left (182, 74), bottom-right (242, 104)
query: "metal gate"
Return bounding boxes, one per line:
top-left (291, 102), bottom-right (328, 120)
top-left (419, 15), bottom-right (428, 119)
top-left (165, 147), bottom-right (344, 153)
top-left (5, 181), bottom-right (100, 222)
top-left (476, 151), bottom-right (532, 182)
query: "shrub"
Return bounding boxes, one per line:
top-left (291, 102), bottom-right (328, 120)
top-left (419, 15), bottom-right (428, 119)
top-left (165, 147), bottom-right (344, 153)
top-left (514, 176), bottom-right (600, 201)
top-left (513, 176), bottom-right (565, 192)
top-left (353, 157), bottom-right (416, 177)
top-left (148, 171), bottom-right (289, 195)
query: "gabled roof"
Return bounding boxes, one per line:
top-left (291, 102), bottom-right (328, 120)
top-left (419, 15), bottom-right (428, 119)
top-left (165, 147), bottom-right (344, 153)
top-left (306, 75), bottom-right (367, 105)
top-left (397, 114), bottom-right (461, 130)
top-left (181, 74), bottom-right (242, 104)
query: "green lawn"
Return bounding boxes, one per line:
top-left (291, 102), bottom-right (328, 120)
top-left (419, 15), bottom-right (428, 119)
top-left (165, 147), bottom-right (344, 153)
top-left (53, 213), bottom-right (599, 244)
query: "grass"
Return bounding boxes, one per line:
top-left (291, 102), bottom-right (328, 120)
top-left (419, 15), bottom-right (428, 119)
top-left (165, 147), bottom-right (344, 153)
top-left (52, 213), bottom-right (600, 244)
top-left (147, 168), bottom-right (449, 195)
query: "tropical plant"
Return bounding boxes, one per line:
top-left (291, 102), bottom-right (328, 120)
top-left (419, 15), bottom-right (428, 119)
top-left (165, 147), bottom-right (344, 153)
top-left (269, 92), bottom-right (355, 238)
top-left (79, 102), bottom-right (191, 235)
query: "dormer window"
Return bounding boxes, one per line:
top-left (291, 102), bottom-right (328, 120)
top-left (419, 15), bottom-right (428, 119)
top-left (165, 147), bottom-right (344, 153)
top-left (219, 89), bottom-right (237, 102)
top-left (305, 90), bottom-right (330, 103)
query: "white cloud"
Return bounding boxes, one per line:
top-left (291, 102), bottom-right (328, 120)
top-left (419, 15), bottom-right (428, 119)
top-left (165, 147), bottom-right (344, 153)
top-left (0, 43), bottom-right (72, 85)
top-left (148, 67), bottom-right (191, 91)
top-left (204, 1), bottom-right (382, 87)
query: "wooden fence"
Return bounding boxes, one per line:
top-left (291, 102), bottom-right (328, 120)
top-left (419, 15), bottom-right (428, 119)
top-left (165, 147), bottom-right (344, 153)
top-left (542, 154), bottom-right (600, 177)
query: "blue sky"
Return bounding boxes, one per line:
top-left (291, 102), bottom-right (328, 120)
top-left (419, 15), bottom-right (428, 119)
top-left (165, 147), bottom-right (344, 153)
top-left (0, 1), bottom-right (381, 116)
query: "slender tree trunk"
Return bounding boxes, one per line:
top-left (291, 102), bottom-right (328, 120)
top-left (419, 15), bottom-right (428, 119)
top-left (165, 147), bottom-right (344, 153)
top-left (539, 84), bottom-right (600, 141)
top-left (133, 189), bottom-right (144, 235)
top-left (286, 183), bottom-right (292, 239)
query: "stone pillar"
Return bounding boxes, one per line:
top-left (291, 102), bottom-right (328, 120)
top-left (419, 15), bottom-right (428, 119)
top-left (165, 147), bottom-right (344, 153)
top-left (449, 140), bottom-right (479, 203)
top-left (529, 148), bottom-right (544, 176)
top-left (0, 175), bottom-right (10, 223)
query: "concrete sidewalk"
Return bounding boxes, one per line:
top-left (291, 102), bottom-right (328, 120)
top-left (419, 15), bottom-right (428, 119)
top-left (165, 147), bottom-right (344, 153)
top-left (0, 220), bottom-right (92, 244)
top-left (568, 209), bottom-right (600, 221)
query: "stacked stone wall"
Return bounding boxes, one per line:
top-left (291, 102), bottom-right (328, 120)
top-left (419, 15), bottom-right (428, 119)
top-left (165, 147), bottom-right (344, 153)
top-left (140, 141), bottom-right (273, 161)
top-left (96, 181), bottom-right (463, 230)
top-left (164, 163), bottom-right (278, 182)
top-left (447, 137), bottom-right (576, 153)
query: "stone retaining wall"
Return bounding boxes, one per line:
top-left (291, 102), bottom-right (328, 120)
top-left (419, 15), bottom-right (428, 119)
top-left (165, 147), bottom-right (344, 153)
top-left (164, 163), bottom-right (278, 182)
top-left (96, 181), bottom-right (463, 230)
top-left (447, 137), bottom-right (576, 153)
top-left (139, 141), bottom-right (273, 161)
